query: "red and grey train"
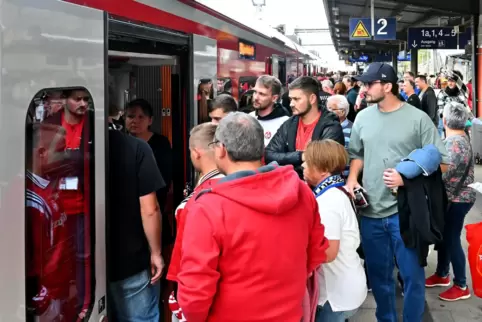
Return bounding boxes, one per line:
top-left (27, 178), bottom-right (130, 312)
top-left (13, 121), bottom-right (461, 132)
top-left (0, 0), bottom-right (323, 321)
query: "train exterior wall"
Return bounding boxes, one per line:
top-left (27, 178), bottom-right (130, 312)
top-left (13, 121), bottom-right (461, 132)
top-left (67, 0), bottom-right (302, 85)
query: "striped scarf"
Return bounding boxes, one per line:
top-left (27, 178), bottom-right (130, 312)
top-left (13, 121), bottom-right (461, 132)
top-left (182, 169), bottom-right (221, 204)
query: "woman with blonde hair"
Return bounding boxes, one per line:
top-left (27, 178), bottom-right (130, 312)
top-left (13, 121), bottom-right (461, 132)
top-left (303, 139), bottom-right (367, 322)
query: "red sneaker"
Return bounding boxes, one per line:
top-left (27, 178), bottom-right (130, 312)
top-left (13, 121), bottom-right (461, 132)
top-left (439, 285), bottom-right (471, 301)
top-left (425, 274), bottom-right (451, 287)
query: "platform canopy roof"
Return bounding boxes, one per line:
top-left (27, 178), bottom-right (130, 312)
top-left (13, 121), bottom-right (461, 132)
top-left (323, 0), bottom-right (474, 55)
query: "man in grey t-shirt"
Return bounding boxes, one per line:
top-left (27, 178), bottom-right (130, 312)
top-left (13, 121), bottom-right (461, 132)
top-left (346, 63), bottom-right (449, 322)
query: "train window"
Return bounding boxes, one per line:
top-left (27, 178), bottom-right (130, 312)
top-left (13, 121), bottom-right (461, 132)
top-left (197, 79), bottom-right (214, 123)
top-left (217, 78), bottom-right (232, 95)
top-left (238, 76), bottom-right (257, 96)
top-left (25, 87), bottom-right (95, 321)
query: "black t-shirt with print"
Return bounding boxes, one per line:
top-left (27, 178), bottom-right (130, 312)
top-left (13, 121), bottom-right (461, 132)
top-left (108, 127), bottom-right (165, 282)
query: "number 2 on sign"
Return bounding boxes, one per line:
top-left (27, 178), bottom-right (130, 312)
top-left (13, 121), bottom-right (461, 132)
top-left (377, 18), bottom-right (387, 35)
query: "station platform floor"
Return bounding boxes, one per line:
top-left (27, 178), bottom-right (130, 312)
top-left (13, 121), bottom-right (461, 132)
top-left (351, 166), bottom-right (482, 322)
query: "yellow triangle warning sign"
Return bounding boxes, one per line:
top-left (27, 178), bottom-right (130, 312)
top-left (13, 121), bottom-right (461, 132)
top-left (351, 21), bottom-right (370, 38)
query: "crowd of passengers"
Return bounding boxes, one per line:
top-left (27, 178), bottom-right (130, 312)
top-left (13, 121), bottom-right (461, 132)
top-left (25, 61), bottom-right (476, 322)
top-left (118, 62), bottom-right (475, 322)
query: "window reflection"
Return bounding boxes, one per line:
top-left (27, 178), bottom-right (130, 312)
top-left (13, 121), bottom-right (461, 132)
top-left (25, 88), bottom-right (94, 322)
top-left (197, 79), bottom-right (213, 123)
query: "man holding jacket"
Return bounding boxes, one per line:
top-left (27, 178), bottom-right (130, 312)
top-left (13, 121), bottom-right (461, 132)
top-left (265, 76), bottom-right (344, 177)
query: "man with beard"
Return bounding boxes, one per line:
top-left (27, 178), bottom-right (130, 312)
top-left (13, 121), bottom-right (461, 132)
top-left (345, 62), bottom-right (449, 322)
top-left (437, 74), bottom-right (470, 137)
top-left (44, 88), bottom-right (92, 317)
top-left (250, 75), bottom-right (290, 146)
top-left (437, 74), bottom-right (469, 111)
top-left (265, 76), bottom-right (344, 178)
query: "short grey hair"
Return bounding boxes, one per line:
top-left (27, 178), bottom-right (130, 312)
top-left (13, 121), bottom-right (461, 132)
top-left (326, 95), bottom-right (349, 116)
top-left (215, 112), bottom-right (264, 161)
top-left (443, 101), bottom-right (468, 130)
top-left (321, 79), bottom-right (333, 89)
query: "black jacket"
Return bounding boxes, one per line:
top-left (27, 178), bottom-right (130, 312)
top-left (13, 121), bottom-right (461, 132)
top-left (265, 108), bottom-right (344, 177)
top-left (420, 87), bottom-right (438, 126)
top-left (397, 168), bottom-right (447, 267)
top-left (407, 93), bottom-right (421, 110)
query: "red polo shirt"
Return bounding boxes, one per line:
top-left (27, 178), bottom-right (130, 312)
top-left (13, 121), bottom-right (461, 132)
top-left (60, 112), bottom-right (85, 215)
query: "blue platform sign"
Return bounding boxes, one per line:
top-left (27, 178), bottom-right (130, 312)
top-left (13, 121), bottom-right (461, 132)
top-left (459, 28), bottom-right (472, 48)
top-left (349, 17), bottom-right (397, 41)
top-left (408, 27), bottom-right (472, 49)
top-left (373, 17), bottom-right (397, 41)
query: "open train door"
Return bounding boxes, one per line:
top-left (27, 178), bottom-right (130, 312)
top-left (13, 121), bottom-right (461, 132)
top-left (192, 35), bottom-right (217, 125)
top-left (0, 1), bottom-right (107, 321)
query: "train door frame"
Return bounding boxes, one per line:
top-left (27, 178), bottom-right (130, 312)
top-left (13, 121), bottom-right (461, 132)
top-left (190, 34), bottom-right (217, 185)
top-left (105, 15), bottom-right (193, 320)
top-left (0, 1), bottom-right (107, 321)
top-left (107, 14), bottom-right (192, 213)
top-left (271, 55), bottom-right (287, 86)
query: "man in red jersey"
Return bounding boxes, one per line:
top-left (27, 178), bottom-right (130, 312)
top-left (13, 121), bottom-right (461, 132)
top-left (167, 122), bottom-right (224, 322)
top-left (265, 76), bottom-right (344, 178)
top-left (44, 88), bottom-right (92, 317)
top-left (177, 112), bottom-right (329, 322)
top-left (25, 123), bottom-right (76, 321)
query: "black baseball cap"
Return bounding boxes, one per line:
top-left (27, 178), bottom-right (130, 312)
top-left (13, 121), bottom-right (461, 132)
top-left (354, 62), bottom-right (398, 83)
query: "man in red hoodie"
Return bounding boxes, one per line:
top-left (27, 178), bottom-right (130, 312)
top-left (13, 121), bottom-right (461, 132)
top-left (177, 112), bottom-right (329, 322)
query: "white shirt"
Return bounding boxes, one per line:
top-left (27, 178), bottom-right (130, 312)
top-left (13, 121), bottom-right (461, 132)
top-left (249, 111), bottom-right (289, 146)
top-left (316, 188), bottom-right (367, 312)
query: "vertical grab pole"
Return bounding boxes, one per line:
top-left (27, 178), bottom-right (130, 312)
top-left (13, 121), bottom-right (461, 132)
top-left (371, 0), bottom-right (375, 39)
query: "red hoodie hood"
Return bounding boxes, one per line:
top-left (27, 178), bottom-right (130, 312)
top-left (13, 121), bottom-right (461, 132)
top-left (206, 164), bottom-right (304, 215)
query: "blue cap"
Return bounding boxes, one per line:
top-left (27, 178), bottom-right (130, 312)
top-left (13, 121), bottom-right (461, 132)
top-left (396, 160), bottom-right (424, 179)
top-left (396, 144), bottom-right (442, 179)
top-left (354, 62), bottom-right (398, 84)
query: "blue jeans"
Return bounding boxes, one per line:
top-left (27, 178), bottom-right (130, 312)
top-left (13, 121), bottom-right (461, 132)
top-left (315, 301), bottom-right (357, 322)
top-left (438, 118), bottom-right (444, 138)
top-left (109, 269), bottom-right (160, 322)
top-left (361, 214), bottom-right (425, 322)
top-left (436, 202), bottom-right (474, 288)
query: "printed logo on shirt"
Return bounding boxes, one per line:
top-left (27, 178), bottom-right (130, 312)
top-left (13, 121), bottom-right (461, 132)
top-left (53, 213), bottom-right (67, 229)
top-left (265, 131), bottom-right (272, 140)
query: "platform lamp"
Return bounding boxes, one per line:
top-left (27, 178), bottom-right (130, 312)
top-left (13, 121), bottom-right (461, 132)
top-left (252, 0), bottom-right (266, 6)
top-left (252, 0), bottom-right (266, 18)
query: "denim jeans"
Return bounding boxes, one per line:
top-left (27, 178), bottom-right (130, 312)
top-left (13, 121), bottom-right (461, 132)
top-left (361, 214), bottom-right (425, 322)
top-left (436, 202), bottom-right (474, 288)
top-left (109, 269), bottom-right (161, 322)
top-left (315, 301), bottom-right (357, 322)
top-left (438, 118), bottom-right (444, 138)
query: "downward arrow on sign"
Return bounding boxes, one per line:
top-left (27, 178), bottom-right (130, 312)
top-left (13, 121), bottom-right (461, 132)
top-left (412, 41), bottom-right (418, 48)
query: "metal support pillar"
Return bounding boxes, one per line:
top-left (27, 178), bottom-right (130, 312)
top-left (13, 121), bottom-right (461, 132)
top-left (392, 51), bottom-right (398, 75)
top-left (370, 0), bottom-right (375, 38)
top-left (474, 0), bottom-right (482, 118)
top-left (472, 13), bottom-right (479, 117)
top-left (410, 49), bottom-right (418, 75)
